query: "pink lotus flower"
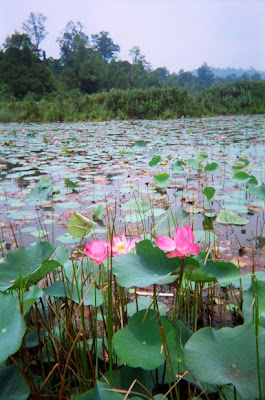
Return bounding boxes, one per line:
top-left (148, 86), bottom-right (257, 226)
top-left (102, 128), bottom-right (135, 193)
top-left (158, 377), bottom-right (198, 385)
top-left (111, 234), bottom-right (142, 255)
top-left (85, 239), bottom-right (109, 264)
top-left (156, 225), bottom-right (199, 258)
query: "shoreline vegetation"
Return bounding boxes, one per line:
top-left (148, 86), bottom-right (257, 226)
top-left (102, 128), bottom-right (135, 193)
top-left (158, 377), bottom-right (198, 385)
top-left (1, 81), bottom-right (265, 122)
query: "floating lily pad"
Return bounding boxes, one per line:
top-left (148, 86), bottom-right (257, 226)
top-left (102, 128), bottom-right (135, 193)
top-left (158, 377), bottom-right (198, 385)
top-left (216, 210), bottom-right (249, 225)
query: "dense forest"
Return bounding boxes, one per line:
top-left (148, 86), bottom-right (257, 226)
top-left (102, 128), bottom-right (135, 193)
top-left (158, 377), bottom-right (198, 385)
top-left (0, 13), bottom-right (264, 121)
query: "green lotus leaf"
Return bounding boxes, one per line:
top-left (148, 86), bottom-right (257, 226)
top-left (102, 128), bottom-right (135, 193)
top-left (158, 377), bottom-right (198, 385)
top-left (112, 240), bottom-right (181, 288)
top-left (0, 242), bottom-right (58, 291)
top-left (232, 171), bottom-right (250, 183)
top-left (203, 186), bottom-right (215, 201)
top-left (0, 365), bottom-right (30, 400)
top-left (112, 309), bottom-right (175, 370)
top-left (154, 173), bottom-right (170, 188)
top-left (0, 293), bottom-right (26, 363)
top-left (149, 155), bottom-right (161, 167)
top-left (204, 162), bottom-right (219, 173)
top-left (64, 178), bottom-right (79, 188)
top-left (248, 182), bottom-right (265, 200)
top-left (27, 177), bottom-right (53, 201)
top-left (216, 210), bottom-right (249, 225)
top-left (184, 323), bottom-right (265, 399)
top-left (67, 211), bottom-right (94, 238)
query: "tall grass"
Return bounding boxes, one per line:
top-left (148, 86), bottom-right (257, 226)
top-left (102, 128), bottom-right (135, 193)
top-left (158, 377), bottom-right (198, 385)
top-left (1, 81), bottom-right (265, 122)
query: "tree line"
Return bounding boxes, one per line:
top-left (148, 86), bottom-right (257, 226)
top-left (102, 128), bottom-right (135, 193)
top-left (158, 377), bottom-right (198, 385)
top-left (0, 12), bottom-right (263, 101)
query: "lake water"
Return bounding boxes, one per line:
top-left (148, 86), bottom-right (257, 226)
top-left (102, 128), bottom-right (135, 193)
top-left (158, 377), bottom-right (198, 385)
top-left (0, 115), bottom-right (265, 271)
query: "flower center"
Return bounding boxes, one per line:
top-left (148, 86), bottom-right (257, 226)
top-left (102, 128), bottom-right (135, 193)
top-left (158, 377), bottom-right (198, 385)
top-left (114, 242), bottom-right (127, 254)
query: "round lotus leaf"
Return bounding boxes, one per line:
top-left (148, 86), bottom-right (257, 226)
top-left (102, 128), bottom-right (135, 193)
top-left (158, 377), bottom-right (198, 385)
top-left (112, 240), bottom-right (181, 288)
top-left (184, 323), bottom-right (265, 399)
top-left (112, 309), bottom-right (175, 370)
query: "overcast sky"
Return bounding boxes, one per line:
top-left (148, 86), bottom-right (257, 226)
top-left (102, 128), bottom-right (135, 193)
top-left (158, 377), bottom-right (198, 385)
top-left (1, 0), bottom-right (264, 73)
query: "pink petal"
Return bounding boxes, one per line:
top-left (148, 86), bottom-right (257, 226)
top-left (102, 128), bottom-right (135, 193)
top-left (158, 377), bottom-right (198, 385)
top-left (156, 236), bottom-right (176, 252)
top-left (188, 243), bottom-right (200, 256)
top-left (85, 240), bottom-right (108, 264)
top-left (127, 237), bottom-right (142, 252)
top-left (167, 249), bottom-right (185, 258)
top-left (173, 225), bottom-right (194, 252)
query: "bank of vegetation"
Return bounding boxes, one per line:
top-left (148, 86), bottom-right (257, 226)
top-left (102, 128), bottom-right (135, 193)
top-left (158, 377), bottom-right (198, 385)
top-left (0, 13), bottom-right (265, 122)
top-left (1, 81), bottom-right (265, 122)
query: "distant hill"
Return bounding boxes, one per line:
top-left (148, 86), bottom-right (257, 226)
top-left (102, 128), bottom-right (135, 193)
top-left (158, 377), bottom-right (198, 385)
top-left (193, 67), bottom-right (265, 79)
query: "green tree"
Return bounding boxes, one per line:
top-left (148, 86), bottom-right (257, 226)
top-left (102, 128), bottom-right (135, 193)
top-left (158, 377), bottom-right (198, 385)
top-left (178, 69), bottom-right (198, 93)
top-left (129, 46), bottom-right (151, 70)
top-left (251, 72), bottom-right (261, 81)
top-left (197, 62), bottom-right (215, 88)
top-left (147, 67), bottom-right (169, 87)
top-left (0, 33), bottom-right (55, 98)
top-left (75, 47), bottom-right (106, 93)
top-left (128, 46), bottom-right (151, 88)
top-left (57, 21), bottom-right (89, 68)
top-left (22, 13), bottom-right (47, 53)
top-left (106, 60), bottom-right (129, 89)
top-left (3, 32), bottom-right (33, 50)
top-left (91, 31), bottom-right (120, 62)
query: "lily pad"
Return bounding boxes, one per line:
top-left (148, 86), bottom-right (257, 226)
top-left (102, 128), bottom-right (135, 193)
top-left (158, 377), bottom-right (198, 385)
top-left (248, 182), bottom-right (265, 200)
top-left (112, 240), bottom-right (181, 288)
top-left (154, 173), bottom-right (170, 188)
top-left (112, 309), bottom-right (175, 370)
top-left (203, 186), bottom-right (215, 202)
top-left (149, 156), bottom-right (161, 167)
top-left (216, 210), bottom-right (249, 225)
top-left (232, 171), bottom-right (250, 183)
top-left (67, 211), bottom-right (94, 238)
top-left (0, 365), bottom-right (30, 400)
top-left (0, 292), bottom-right (26, 363)
top-left (204, 162), bottom-right (219, 173)
top-left (184, 323), bottom-right (265, 399)
top-left (0, 242), bottom-right (59, 291)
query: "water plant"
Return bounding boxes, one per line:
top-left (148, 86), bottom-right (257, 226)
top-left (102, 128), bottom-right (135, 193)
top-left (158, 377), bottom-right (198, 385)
top-left (0, 115), bottom-right (265, 399)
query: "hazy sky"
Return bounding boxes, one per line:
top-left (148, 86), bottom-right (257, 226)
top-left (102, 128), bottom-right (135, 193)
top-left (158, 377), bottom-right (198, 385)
top-left (1, 0), bottom-right (264, 73)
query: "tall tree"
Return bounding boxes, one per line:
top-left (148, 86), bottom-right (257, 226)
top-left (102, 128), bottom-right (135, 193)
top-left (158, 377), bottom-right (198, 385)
top-left (57, 21), bottom-right (88, 68)
top-left (129, 46), bottom-right (151, 71)
top-left (0, 32), bottom-right (55, 98)
top-left (91, 31), bottom-right (120, 62)
top-left (4, 32), bottom-right (33, 50)
top-left (22, 13), bottom-right (47, 53)
top-left (197, 63), bottom-right (214, 88)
